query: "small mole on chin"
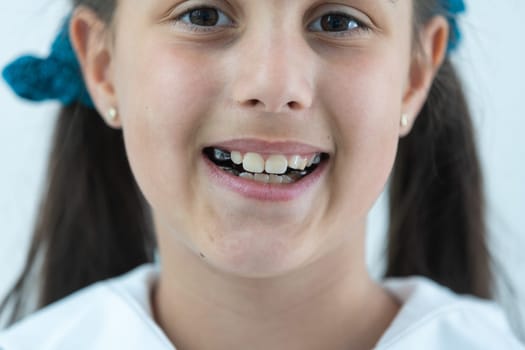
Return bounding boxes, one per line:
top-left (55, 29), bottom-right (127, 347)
top-left (199, 252), bottom-right (206, 259)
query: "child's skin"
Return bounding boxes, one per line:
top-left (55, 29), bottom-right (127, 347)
top-left (71, 1), bottom-right (448, 349)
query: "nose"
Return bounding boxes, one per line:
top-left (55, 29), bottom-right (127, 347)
top-left (230, 31), bottom-right (314, 113)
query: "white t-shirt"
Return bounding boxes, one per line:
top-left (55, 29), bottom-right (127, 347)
top-left (0, 264), bottom-right (523, 349)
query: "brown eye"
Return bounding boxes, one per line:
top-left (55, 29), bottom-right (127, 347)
top-left (309, 12), bottom-right (365, 34)
top-left (321, 14), bottom-right (356, 32)
top-left (176, 7), bottom-right (234, 29)
top-left (189, 8), bottom-right (219, 26)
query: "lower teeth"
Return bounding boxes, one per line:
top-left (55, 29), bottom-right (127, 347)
top-left (221, 167), bottom-right (300, 184)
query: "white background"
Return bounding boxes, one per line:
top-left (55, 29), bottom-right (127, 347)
top-left (1, 0), bottom-right (524, 339)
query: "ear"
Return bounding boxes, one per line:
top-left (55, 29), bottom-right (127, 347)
top-left (400, 16), bottom-right (449, 137)
top-left (70, 7), bottom-right (121, 128)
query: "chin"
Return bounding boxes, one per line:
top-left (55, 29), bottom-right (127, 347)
top-left (199, 229), bottom-right (314, 279)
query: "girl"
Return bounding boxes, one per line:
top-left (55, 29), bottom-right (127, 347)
top-left (0, 0), bottom-right (523, 348)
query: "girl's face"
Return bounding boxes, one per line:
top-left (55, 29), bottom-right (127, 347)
top-left (92, 0), bottom-right (427, 277)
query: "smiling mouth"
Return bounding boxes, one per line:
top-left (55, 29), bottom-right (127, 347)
top-left (203, 147), bottom-right (330, 184)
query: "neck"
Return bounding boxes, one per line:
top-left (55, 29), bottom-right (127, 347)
top-left (152, 228), bottom-right (399, 350)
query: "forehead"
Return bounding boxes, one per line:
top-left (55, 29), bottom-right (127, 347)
top-left (122, 0), bottom-right (401, 12)
top-left (117, 0), bottom-right (407, 25)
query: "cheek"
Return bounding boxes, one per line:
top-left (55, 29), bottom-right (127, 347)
top-left (117, 41), bottom-right (219, 144)
top-left (113, 40), bottom-right (222, 213)
top-left (320, 53), bottom-right (404, 217)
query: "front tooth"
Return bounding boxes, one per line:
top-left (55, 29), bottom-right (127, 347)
top-left (254, 173), bottom-right (270, 183)
top-left (269, 175), bottom-right (283, 184)
top-left (231, 151), bottom-right (243, 165)
top-left (243, 152), bottom-right (265, 173)
top-left (288, 155), bottom-right (308, 170)
top-left (282, 175), bottom-right (294, 184)
top-left (239, 172), bottom-right (254, 180)
top-left (265, 155), bottom-right (288, 174)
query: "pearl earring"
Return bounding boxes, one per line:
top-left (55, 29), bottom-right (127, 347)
top-left (107, 107), bottom-right (118, 122)
top-left (401, 113), bottom-right (409, 127)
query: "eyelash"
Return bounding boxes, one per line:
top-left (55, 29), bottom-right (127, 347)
top-left (174, 6), bottom-right (235, 32)
top-left (172, 6), bottom-right (370, 36)
top-left (308, 12), bottom-right (370, 37)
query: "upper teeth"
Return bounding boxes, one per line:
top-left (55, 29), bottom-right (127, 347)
top-left (265, 155), bottom-right (288, 174)
top-left (225, 150), bottom-right (321, 174)
top-left (243, 153), bottom-right (265, 173)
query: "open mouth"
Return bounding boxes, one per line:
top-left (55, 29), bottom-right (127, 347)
top-left (203, 147), bottom-right (329, 184)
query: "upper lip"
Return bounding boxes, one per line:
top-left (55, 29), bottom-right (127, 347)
top-left (204, 139), bottom-right (330, 156)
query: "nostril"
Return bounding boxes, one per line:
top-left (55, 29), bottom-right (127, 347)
top-left (242, 100), bottom-right (303, 112)
top-left (236, 98), bottom-right (306, 113)
top-left (237, 99), bottom-right (264, 109)
top-left (288, 101), bottom-right (301, 110)
top-left (247, 99), bottom-right (260, 107)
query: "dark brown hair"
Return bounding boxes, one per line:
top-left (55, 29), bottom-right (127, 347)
top-left (0, 0), bottom-right (494, 326)
top-left (386, 59), bottom-right (491, 296)
top-left (385, 0), bottom-right (492, 297)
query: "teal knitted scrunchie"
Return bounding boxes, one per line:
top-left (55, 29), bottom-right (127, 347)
top-left (2, 1), bottom-right (466, 108)
top-left (440, 0), bottom-right (466, 51)
top-left (2, 17), bottom-right (94, 108)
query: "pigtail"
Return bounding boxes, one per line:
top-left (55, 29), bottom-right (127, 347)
top-left (0, 104), bottom-right (155, 326)
top-left (385, 59), bottom-right (492, 298)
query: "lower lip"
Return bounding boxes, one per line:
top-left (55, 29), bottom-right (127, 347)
top-left (202, 155), bottom-right (328, 201)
